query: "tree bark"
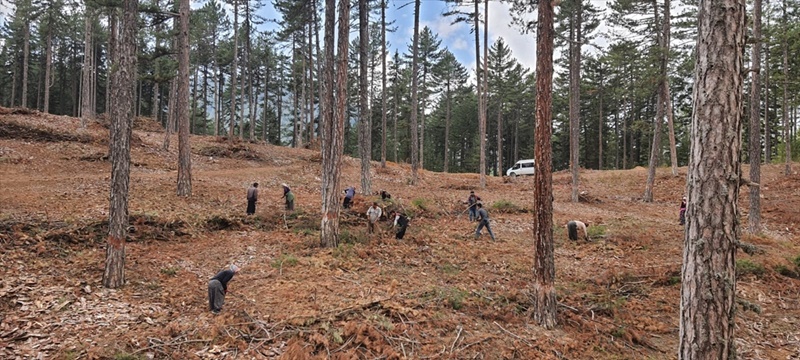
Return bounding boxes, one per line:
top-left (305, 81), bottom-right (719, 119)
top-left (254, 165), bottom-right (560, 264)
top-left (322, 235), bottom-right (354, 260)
top-left (678, 0), bottom-right (744, 356)
top-left (107, 10), bottom-right (117, 115)
top-left (21, 20), bottom-right (30, 108)
top-left (358, 0), bottom-right (372, 194)
top-left (380, 0), bottom-right (387, 168)
top-left (176, 0), bottom-right (192, 197)
top-left (43, 31), bottom-right (53, 113)
top-left (598, 69), bottom-right (603, 170)
top-left (764, 3), bottom-right (771, 163)
top-left (661, 0), bottom-right (678, 177)
top-left (496, 102), bottom-right (503, 176)
top-left (476, 0), bottom-right (486, 188)
top-left (644, 0), bottom-right (667, 203)
top-left (81, 6), bottom-right (96, 124)
top-left (409, 0), bottom-right (421, 184)
top-left (229, 0), bottom-right (238, 140)
top-left (782, 0), bottom-right (791, 175)
top-left (569, 3), bottom-right (582, 202)
top-left (532, 0), bottom-right (557, 329)
top-left (320, 0), bottom-right (347, 248)
top-left (748, 0), bottom-right (763, 233)
top-left (444, 83), bottom-right (451, 173)
top-left (104, 0), bottom-right (138, 289)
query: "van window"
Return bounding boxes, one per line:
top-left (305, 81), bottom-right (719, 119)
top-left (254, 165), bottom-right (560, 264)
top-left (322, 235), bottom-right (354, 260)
top-left (522, 162), bottom-right (534, 168)
top-left (512, 164), bottom-right (520, 170)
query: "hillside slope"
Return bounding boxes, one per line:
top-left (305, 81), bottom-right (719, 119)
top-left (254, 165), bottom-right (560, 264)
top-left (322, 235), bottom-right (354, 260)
top-left (1, 110), bottom-right (799, 359)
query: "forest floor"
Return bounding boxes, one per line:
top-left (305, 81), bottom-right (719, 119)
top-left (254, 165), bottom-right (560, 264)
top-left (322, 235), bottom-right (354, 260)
top-left (1, 109), bottom-right (799, 360)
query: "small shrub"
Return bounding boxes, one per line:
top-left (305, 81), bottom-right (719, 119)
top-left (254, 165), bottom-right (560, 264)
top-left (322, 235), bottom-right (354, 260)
top-left (339, 229), bottom-right (369, 244)
top-left (491, 200), bottom-right (519, 213)
top-left (775, 265), bottom-right (800, 279)
top-left (333, 243), bottom-right (354, 260)
top-left (446, 287), bottom-right (468, 310)
top-left (113, 352), bottom-right (141, 360)
top-left (587, 224), bottom-right (607, 238)
top-left (270, 254), bottom-right (299, 268)
top-left (668, 276), bottom-right (681, 285)
top-left (411, 198), bottom-right (431, 212)
top-left (793, 255), bottom-right (800, 268)
top-left (736, 259), bottom-right (765, 277)
top-left (439, 262), bottom-right (461, 275)
top-left (160, 267), bottom-right (179, 276)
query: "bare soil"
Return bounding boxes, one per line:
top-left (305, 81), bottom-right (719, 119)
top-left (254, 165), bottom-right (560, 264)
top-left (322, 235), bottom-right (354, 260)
top-left (1, 109), bottom-right (799, 359)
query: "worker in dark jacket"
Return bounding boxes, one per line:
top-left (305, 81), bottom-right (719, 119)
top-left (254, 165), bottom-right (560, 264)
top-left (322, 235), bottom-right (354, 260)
top-left (246, 183), bottom-right (259, 215)
top-left (208, 264), bottom-right (241, 314)
top-left (391, 211), bottom-right (409, 240)
top-left (282, 183), bottom-right (295, 211)
top-left (474, 203), bottom-right (496, 241)
top-left (343, 186), bottom-right (356, 209)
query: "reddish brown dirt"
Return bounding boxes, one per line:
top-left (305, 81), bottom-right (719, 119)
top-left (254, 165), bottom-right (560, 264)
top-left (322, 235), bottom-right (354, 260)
top-left (1, 109), bottom-right (799, 359)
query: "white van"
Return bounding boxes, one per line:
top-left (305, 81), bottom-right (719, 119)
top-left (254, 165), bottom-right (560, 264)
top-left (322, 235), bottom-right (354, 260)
top-left (506, 159), bottom-right (535, 177)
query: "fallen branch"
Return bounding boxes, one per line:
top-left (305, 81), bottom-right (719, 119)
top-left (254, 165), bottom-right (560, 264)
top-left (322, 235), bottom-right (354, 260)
top-left (450, 325), bottom-right (463, 353)
top-left (133, 338), bottom-right (212, 354)
top-left (493, 321), bottom-right (533, 347)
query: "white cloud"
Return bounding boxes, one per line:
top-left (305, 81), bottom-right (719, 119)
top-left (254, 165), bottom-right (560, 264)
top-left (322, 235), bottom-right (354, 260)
top-left (451, 38), bottom-right (469, 51)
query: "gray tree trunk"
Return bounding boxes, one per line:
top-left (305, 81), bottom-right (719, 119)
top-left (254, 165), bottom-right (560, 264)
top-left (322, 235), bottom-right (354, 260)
top-left (43, 31), bottom-right (52, 113)
top-left (380, 0), bottom-right (387, 168)
top-left (176, 0), bottom-right (192, 197)
top-left (644, 0), bottom-right (668, 203)
top-left (569, 4), bottom-right (582, 202)
top-left (229, 0), bottom-right (238, 140)
top-left (358, 0), bottom-right (372, 194)
top-left (748, 0), bottom-right (763, 233)
top-left (21, 21), bottom-right (30, 108)
top-left (532, 0), bottom-right (557, 329)
top-left (678, 0), bottom-right (744, 356)
top-left (477, 0), bottom-right (486, 188)
top-left (409, 0), bottom-right (421, 184)
top-left (320, 0), bottom-right (347, 248)
top-left (81, 7), bottom-right (95, 125)
top-left (782, 0), bottom-right (791, 175)
top-left (104, 0), bottom-right (138, 289)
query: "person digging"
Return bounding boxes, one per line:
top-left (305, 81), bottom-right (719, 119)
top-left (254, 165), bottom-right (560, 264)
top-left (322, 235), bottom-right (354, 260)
top-left (208, 264), bottom-right (241, 314)
top-left (282, 183), bottom-right (295, 211)
top-left (367, 202), bottom-right (383, 235)
top-left (474, 203), bottom-right (496, 241)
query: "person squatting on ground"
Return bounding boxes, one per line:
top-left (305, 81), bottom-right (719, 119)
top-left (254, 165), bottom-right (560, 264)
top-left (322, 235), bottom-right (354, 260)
top-left (246, 183), bottom-right (259, 215)
top-left (474, 203), bottom-right (496, 241)
top-left (367, 202), bottom-right (383, 234)
top-left (567, 220), bottom-right (589, 241)
top-left (380, 190), bottom-right (392, 201)
top-left (343, 186), bottom-right (356, 209)
top-left (391, 211), bottom-right (409, 239)
top-left (282, 183), bottom-right (295, 211)
top-left (465, 191), bottom-right (481, 222)
top-left (208, 264), bottom-right (241, 314)
top-left (679, 196), bottom-right (687, 225)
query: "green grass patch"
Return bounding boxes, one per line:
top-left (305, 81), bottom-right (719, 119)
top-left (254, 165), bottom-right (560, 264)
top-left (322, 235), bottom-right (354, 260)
top-left (411, 198), bottom-right (432, 212)
top-left (793, 254), bottom-right (800, 268)
top-left (587, 224), bottom-right (607, 238)
top-left (736, 259), bottom-right (765, 277)
top-left (438, 262), bottom-right (461, 275)
top-left (775, 265), bottom-right (800, 279)
top-left (491, 200), bottom-right (519, 212)
top-left (270, 254), bottom-right (299, 269)
top-left (113, 353), bottom-right (141, 360)
top-left (339, 229), bottom-right (369, 245)
top-left (333, 243), bottom-right (355, 260)
top-left (445, 287), bottom-right (468, 310)
top-left (160, 267), bottom-right (179, 276)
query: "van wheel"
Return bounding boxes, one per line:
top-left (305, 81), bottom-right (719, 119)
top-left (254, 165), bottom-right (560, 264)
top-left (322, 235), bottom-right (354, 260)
top-left (511, 172), bottom-right (518, 177)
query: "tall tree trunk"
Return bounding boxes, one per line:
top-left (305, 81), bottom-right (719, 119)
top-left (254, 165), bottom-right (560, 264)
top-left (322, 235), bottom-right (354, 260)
top-left (11, 63), bottom-right (17, 107)
top-left (358, 0), bottom-right (372, 194)
top-left (420, 98), bottom-right (425, 170)
top-left (477, 0), bottom-right (486, 188)
top-left (678, 0), bottom-right (744, 356)
top-left (320, 0), bottom-right (347, 248)
top-left (764, 3), bottom-right (771, 163)
top-left (163, 78), bottom-right (175, 151)
top-left (203, 65), bottom-right (209, 134)
top-left (81, 7), bottom-right (95, 125)
top-left (314, 0), bottom-right (323, 140)
top-left (393, 76), bottom-right (399, 163)
top-left (380, 0), bottom-right (387, 168)
top-left (229, 0), bottom-right (238, 140)
top-left (177, 0), bottom-right (192, 196)
top-left (104, 0), bottom-right (138, 289)
top-left (444, 84), bottom-right (451, 173)
top-left (748, 0), bottom-right (763, 233)
top-left (662, 0), bottom-right (678, 176)
top-left (598, 70), bottom-right (603, 170)
top-left (532, 0), bottom-right (557, 329)
top-left (782, 0), bottom-right (791, 175)
top-left (496, 103), bottom-right (503, 175)
top-left (644, 0), bottom-right (667, 203)
top-left (43, 31), bottom-right (53, 113)
top-left (21, 21), bottom-right (30, 108)
top-left (569, 4), bottom-right (583, 202)
top-left (409, 0), bottom-right (421, 184)
top-left (309, 19), bottom-right (316, 145)
top-left (107, 10), bottom-right (117, 114)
